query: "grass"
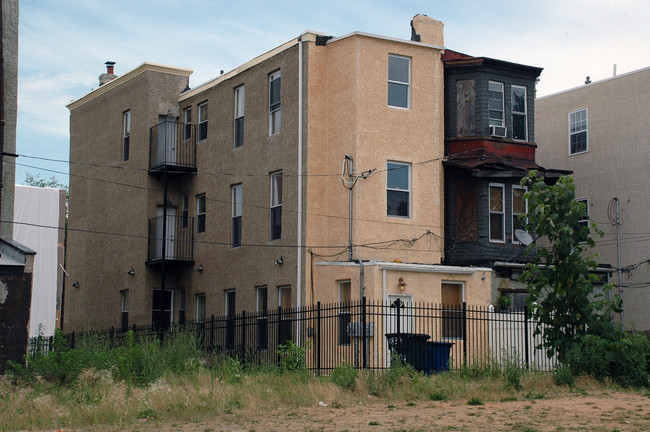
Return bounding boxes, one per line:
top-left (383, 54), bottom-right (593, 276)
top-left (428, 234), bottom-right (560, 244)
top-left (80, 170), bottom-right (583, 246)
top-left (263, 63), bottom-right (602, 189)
top-left (1, 332), bottom-right (646, 431)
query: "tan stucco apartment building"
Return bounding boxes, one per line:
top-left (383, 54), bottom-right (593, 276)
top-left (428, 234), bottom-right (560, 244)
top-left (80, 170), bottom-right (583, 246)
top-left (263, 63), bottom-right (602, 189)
top-left (536, 67), bottom-right (650, 332)
top-left (64, 15), bottom-right (493, 332)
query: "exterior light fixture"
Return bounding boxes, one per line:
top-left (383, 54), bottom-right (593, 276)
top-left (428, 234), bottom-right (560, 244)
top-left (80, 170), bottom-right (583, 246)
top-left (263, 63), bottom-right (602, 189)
top-left (196, 264), bottom-right (204, 272)
top-left (398, 277), bottom-right (407, 291)
top-left (72, 281), bottom-right (79, 288)
top-left (127, 269), bottom-right (135, 276)
top-left (274, 256), bottom-right (283, 265)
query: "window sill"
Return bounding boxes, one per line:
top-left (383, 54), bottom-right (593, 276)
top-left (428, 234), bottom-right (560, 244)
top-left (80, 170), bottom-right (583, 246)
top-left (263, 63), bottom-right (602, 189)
top-left (569, 150), bottom-right (588, 156)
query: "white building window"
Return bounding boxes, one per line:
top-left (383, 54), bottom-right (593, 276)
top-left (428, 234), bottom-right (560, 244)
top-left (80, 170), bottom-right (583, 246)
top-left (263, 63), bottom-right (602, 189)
top-left (269, 71), bottom-right (281, 135)
top-left (388, 55), bottom-right (410, 108)
top-left (196, 193), bottom-right (206, 234)
top-left (232, 184), bottom-right (242, 248)
top-left (122, 110), bottom-right (131, 161)
top-left (387, 162), bottom-right (410, 218)
top-left (198, 102), bottom-right (208, 141)
top-left (196, 293), bottom-right (206, 323)
top-left (183, 107), bottom-right (192, 140)
top-left (270, 171), bottom-right (282, 240)
top-left (234, 85), bottom-right (245, 148)
top-left (569, 108), bottom-right (588, 155)
top-left (511, 85), bottom-right (527, 141)
top-left (488, 81), bottom-right (504, 126)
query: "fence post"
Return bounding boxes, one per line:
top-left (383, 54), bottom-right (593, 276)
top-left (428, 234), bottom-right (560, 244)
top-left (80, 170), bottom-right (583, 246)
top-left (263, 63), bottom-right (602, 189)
top-left (362, 296), bottom-right (367, 369)
top-left (241, 310), bottom-right (246, 362)
top-left (210, 314), bottom-right (215, 352)
top-left (110, 326), bottom-right (115, 348)
top-left (524, 306), bottom-right (530, 369)
top-left (316, 302), bottom-right (321, 375)
top-left (462, 302), bottom-right (467, 367)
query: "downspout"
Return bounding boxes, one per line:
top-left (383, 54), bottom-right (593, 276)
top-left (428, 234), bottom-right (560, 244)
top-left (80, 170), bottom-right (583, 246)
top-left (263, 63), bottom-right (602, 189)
top-left (356, 258), bottom-right (364, 300)
top-left (296, 35), bottom-right (304, 340)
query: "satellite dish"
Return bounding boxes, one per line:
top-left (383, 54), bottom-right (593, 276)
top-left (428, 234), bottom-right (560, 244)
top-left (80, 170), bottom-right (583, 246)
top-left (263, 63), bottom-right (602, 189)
top-left (515, 229), bottom-right (534, 246)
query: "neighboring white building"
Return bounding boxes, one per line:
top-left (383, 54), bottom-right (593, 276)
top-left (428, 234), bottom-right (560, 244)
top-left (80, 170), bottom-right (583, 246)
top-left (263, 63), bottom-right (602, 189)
top-left (13, 185), bottom-right (66, 336)
top-left (536, 67), bottom-right (650, 332)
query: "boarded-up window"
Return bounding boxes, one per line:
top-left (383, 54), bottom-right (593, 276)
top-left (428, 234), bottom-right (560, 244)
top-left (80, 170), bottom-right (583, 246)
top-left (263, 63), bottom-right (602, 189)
top-left (455, 179), bottom-right (478, 241)
top-left (456, 79), bottom-right (475, 137)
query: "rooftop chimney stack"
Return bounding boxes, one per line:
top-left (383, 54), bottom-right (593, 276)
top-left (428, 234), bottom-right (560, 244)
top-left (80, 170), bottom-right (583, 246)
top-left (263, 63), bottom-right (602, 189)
top-left (99, 61), bottom-right (117, 86)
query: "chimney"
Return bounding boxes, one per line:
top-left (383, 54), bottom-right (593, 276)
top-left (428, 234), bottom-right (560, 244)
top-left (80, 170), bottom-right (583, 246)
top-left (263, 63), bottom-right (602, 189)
top-left (99, 61), bottom-right (117, 86)
top-left (410, 14), bottom-right (444, 46)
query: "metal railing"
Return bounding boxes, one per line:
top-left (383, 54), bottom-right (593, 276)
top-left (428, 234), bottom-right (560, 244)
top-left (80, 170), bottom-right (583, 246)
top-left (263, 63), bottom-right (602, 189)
top-left (149, 121), bottom-right (196, 172)
top-left (147, 215), bottom-right (194, 263)
top-left (32, 300), bottom-right (558, 373)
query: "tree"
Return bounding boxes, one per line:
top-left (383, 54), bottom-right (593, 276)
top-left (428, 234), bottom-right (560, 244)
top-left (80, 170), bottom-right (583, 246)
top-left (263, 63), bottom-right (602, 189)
top-left (519, 171), bottom-right (621, 362)
top-left (24, 173), bottom-right (68, 192)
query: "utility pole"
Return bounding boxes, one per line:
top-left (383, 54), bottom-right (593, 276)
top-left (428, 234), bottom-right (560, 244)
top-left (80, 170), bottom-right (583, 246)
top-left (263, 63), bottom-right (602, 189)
top-left (614, 197), bottom-right (624, 330)
top-left (341, 154), bottom-right (375, 261)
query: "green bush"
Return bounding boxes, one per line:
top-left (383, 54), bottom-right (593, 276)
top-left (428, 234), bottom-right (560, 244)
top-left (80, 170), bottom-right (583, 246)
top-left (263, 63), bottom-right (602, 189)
top-left (552, 363), bottom-right (575, 388)
top-left (566, 332), bottom-right (649, 387)
top-left (278, 340), bottom-right (308, 373)
top-left (330, 361), bottom-right (358, 390)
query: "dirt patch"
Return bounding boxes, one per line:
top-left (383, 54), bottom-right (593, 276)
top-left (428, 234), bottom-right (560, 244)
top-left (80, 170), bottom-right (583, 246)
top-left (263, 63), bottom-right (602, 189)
top-left (139, 391), bottom-right (649, 432)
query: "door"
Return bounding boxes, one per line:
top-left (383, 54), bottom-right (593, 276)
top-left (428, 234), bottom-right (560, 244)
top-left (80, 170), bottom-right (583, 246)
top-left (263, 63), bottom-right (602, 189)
top-left (157, 114), bottom-right (177, 165)
top-left (441, 282), bottom-right (463, 339)
top-left (155, 206), bottom-right (176, 260)
top-left (385, 294), bottom-right (413, 366)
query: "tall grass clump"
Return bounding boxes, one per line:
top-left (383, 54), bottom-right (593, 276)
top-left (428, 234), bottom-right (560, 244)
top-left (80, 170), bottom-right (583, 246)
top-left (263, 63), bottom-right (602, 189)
top-left (565, 332), bottom-right (649, 388)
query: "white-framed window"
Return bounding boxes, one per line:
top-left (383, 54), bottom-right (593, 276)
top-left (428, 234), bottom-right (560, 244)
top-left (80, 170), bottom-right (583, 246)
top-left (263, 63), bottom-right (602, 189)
top-left (234, 85), bottom-right (245, 148)
top-left (183, 107), bottom-right (192, 140)
top-left (270, 171), bottom-right (282, 241)
top-left (181, 193), bottom-right (189, 229)
top-left (511, 85), bottom-right (528, 141)
top-left (256, 285), bottom-right (268, 349)
top-left (387, 162), bottom-right (410, 218)
top-left (120, 290), bottom-right (129, 332)
top-left (576, 198), bottom-right (589, 243)
top-left (488, 81), bottom-right (504, 126)
top-left (489, 183), bottom-right (505, 242)
top-left (338, 280), bottom-right (352, 345)
top-left (512, 186), bottom-right (527, 243)
top-left (122, 110), bottom-right (131, 161)
top-left (232, 184), bottom-right (242, 248)
top-left (441, 282), bottom-right (464, 339)
top-left (569, 108), bottom-right (588, 155)
top-left (257, 286), bottom-right (268, 314)
top-left (196, 293), bottom-right (206, 323)
top-left (198, 101), bottom-right (208, 141)
top-left (278, 285), bottom-right (291, 309)
top-left (196, 193), bottom-right (206, 234)
top-left (388, 54), bottom-right (410, 108)
top-left (269, 71), bottom-right (281, 135)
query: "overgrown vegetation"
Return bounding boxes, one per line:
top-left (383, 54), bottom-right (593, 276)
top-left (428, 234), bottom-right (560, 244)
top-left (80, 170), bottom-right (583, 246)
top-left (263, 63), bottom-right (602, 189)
top-left (1, 330), bottom-right (646, 431)
top-left (519, 173), bottom-right (648, 387)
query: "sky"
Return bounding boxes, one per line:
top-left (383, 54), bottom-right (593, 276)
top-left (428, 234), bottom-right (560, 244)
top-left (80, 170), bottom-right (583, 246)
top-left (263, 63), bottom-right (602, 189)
top-left (15, 0), bottom-right (650, 187)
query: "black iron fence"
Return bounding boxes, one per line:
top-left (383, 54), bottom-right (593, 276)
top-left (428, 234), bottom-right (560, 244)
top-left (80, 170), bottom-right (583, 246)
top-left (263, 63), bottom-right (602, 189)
top-left (29, 300), bottom-right (558, 373)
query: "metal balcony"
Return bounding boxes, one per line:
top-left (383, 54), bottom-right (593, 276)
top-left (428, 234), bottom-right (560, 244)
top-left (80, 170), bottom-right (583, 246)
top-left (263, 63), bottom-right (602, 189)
top-left (146, 215), bottom-right (194, 266)
top-left (149, 121), bottom-right (196, 173)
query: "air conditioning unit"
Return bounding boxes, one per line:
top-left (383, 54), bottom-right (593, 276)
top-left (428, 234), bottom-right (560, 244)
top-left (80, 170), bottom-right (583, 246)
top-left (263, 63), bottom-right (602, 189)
top-left (489, 125), bottom-right (507, 138)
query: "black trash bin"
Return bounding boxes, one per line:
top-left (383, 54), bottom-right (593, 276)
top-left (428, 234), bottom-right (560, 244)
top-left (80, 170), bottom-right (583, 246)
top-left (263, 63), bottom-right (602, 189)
top-left (386, 333), bottom-right (453, 374)
top-left (385, 333), bottom-right (430, 372)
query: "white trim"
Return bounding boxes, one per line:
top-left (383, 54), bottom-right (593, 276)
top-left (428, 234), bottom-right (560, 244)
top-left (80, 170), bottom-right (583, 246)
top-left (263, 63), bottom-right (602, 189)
top-left (315, 260), bottom-right (489, 274)
top-left (488, 80), bottom-right (504, 127)
top-left (511, 84), bottom-right (528, 141)
top-left (388, 54), bottom-right (411, 109)
top-left (568, 107), bottom-right (588, 155)
top-left (329, 30), bottom-right (444, 51)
